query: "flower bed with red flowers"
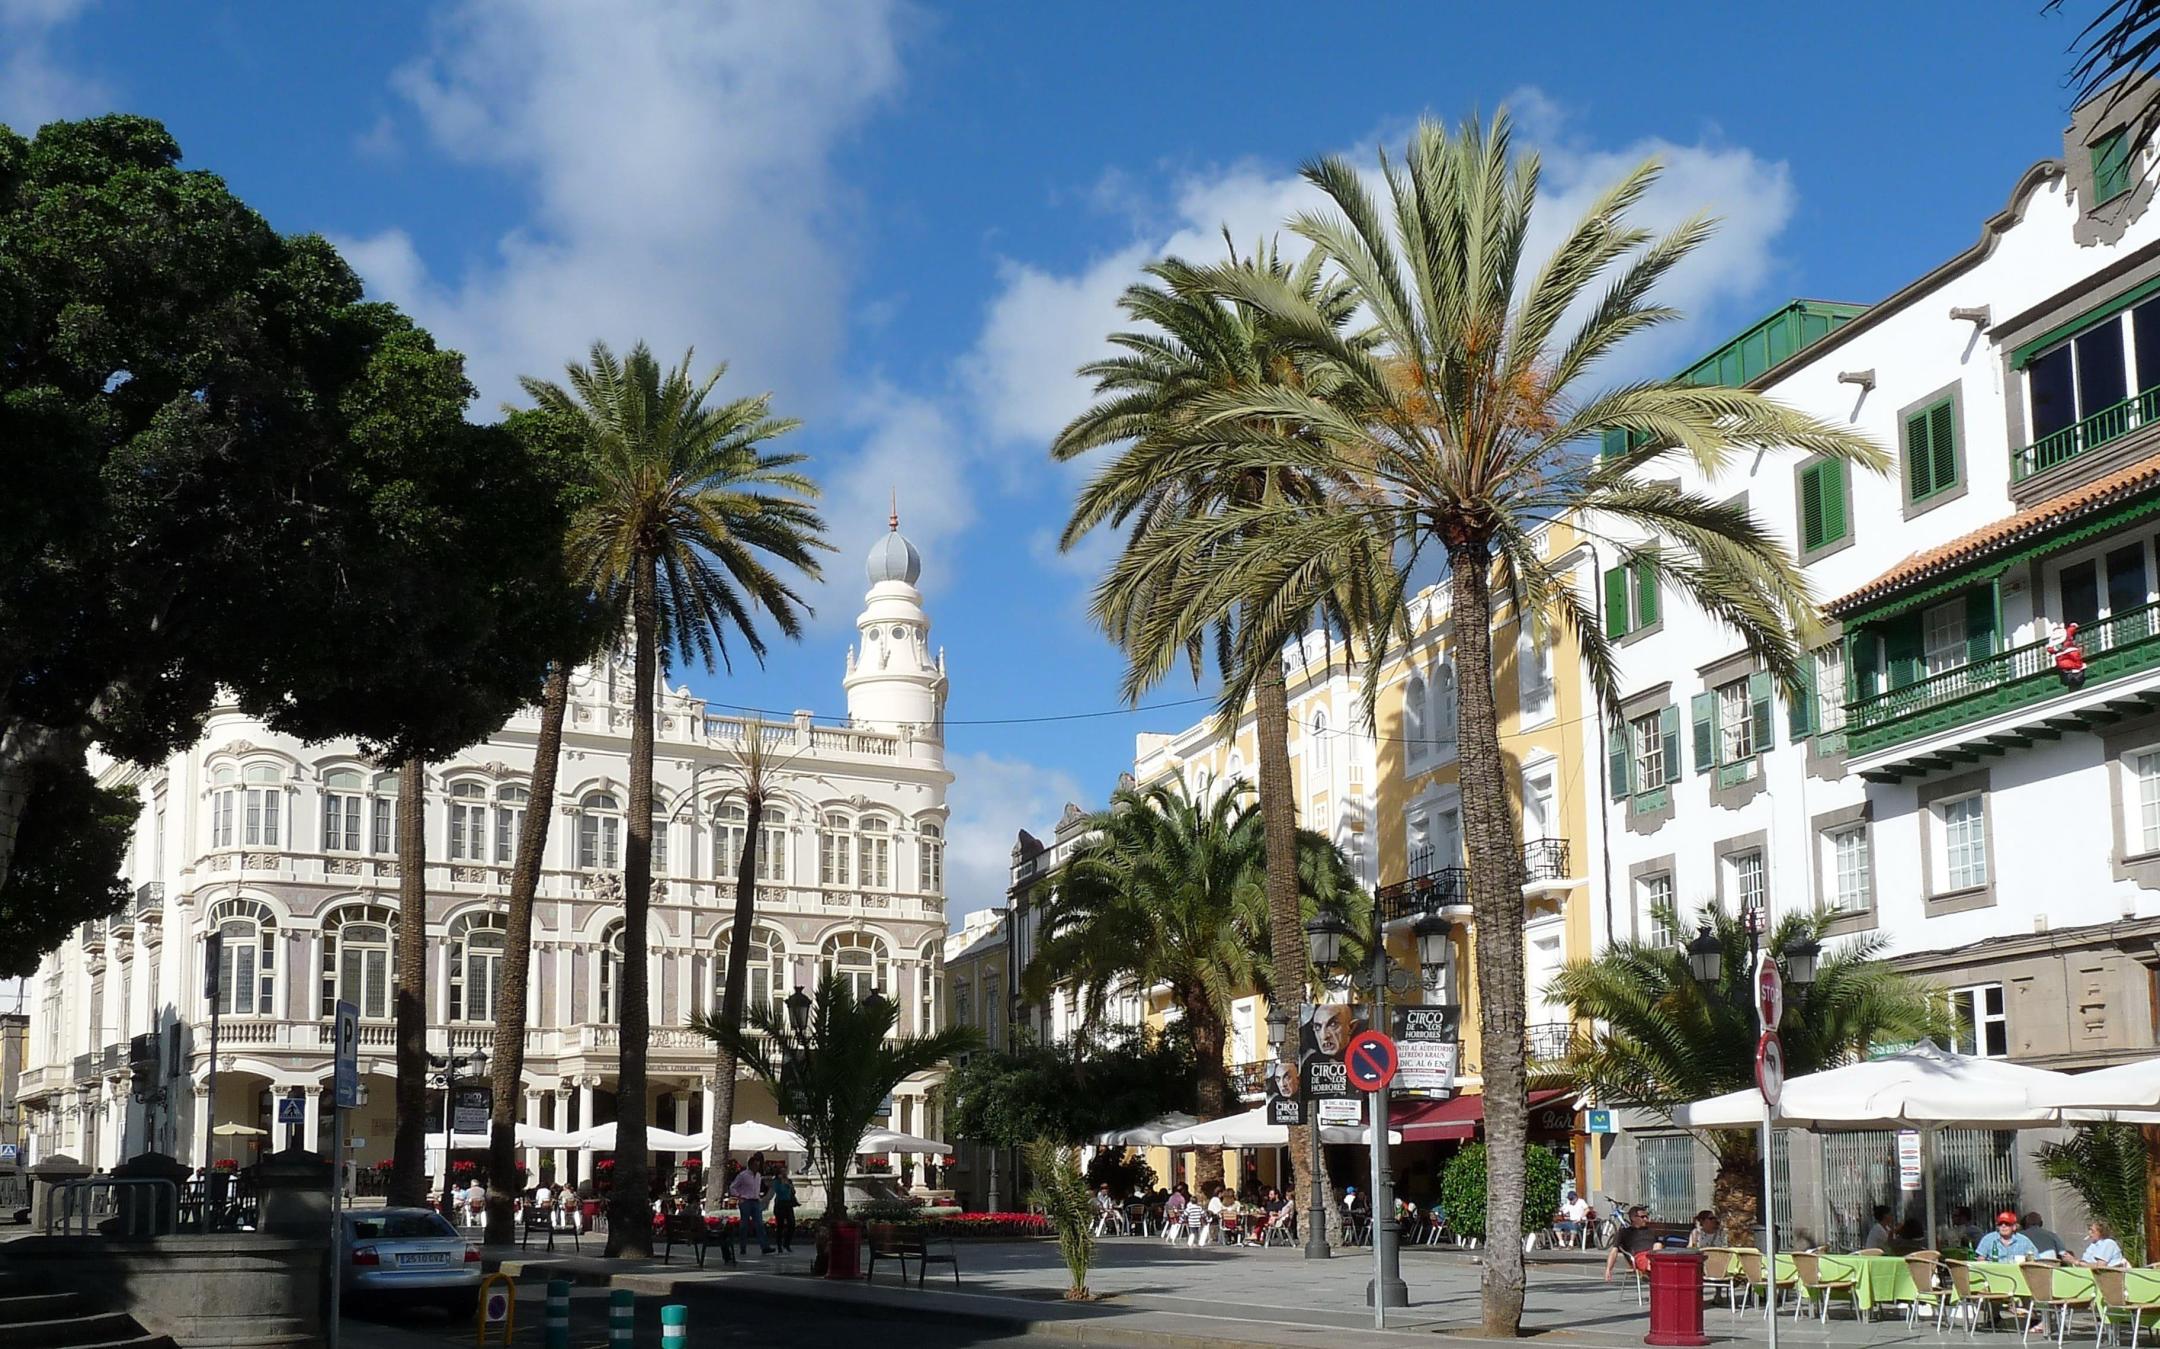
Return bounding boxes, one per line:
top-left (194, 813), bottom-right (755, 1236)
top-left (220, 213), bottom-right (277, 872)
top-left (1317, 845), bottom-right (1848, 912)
top-left (917, 1212), bottom-right (1049, 1238)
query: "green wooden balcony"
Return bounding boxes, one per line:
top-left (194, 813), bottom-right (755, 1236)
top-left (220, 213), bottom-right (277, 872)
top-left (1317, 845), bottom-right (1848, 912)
top-left (1846, 597), bottom-right (2160, 755)
top-left (2011, 385), bottom-right (2160, 481)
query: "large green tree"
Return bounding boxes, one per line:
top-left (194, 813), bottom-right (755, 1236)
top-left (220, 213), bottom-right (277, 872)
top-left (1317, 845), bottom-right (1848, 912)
top-left (1107, 113), bottom-right (1883, 1332)
top-left (1550, 901), bottom-right (1948, 1232)
top-left (1053, 243), bottom-right (1383, 1223)
top-left (523, 341), bottom-right (827, 1255)
top-left (944, 1024), bottom-right (1200, 1151)
top-left (1023, 773), bottom-right (1366, 1190)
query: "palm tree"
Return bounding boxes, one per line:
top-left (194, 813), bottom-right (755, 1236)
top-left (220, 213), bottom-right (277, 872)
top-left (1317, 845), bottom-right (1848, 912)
top-left (1024, 772), bottom-right (1366, 1191)
top-left (388, 755), bottom-right (429, 1207)
top-left (1550, 900), bottom-right (1948, 1232)
top-left (523, 341), bottom-right (827, 1256)
top-left (1105, 113), bottom-right (1885, 1332)
top-left (691, 974), bottom-right (978, 1226)
top-left (1054, 242), bottom-right (1383, 1220)
top-left (703, 721), bottom-right (789, 1208)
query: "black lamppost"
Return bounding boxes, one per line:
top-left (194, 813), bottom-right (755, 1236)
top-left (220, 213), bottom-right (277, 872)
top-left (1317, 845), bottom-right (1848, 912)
top-left (430, 1047), bottom-right (488, 1204)
top-left (1301, 912), bottom-right (1348, 1259)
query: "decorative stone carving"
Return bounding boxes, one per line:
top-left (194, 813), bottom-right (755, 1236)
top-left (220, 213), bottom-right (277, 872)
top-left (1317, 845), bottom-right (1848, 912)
top-left (327, 858), bottom-right (362, 876)
top-left (375, 862), bottom-right (400, 880)
top-left (452, 866), bottom-right (487, 885)
top-left (225, 739), bottom-right (258, 756)
top-left (244, 852), bottom-right (278, 870)
top-left (208, 854), bottom-right (234, 872)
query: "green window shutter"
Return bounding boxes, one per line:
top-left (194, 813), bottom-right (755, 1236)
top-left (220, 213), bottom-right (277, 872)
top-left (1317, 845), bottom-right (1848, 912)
top-left (1690, 692), bottom-right (1717, 775)
top-left (1607, 721), bottom-right (1631, 800)
top-left (1634, 559), bottom-right (1659, 628)
top-left (1748, 671), bottom-right (1775, 753)
top-left (1798, 463), bottom-right (1826, 552)
top-left (1905, 409), bottom-right (1935, 499)
top-left (1659, 705), bottom-right (1681, 790)
top-left (1601, 427), bottom-right (1628, 461)
top-left (1821, 460), bottom-right (1849, 545)
top-left (1928, 401), bottom-right (1958, 493)
top-left (1965, 585), bottom-right (1998, 663)
top-left (1883, 614), bottom-right (1924, 689)
top-left (1788, 655), bottom-right (1817, 740)
top-left (1604, 566), bottom-right (1630, 638)
top-left (2096, 128), bottom-right (2133, 202)
top-left (1851, 632), bottom-right (1882, 698)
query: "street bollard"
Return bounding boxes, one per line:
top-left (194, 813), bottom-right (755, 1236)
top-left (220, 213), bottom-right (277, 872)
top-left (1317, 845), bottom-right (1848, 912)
top-left (662, 1304), bottom-right (687, 1349)
top-left (544, 1279), bottom-right (571, 1349)
top-left (609, 1288), bottom-right (635, 1349)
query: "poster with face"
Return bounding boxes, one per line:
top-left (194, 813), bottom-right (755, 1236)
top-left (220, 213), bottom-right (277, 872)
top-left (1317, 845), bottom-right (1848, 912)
top-left (1297, 1002), bottom-right (1363, 1100)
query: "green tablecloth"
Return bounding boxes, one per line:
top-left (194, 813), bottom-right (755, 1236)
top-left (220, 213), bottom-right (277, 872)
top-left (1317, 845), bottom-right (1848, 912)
top-left (1967, 1262), bottom-right (2098, 1303)
top-left (1772, 1254), bottom-right (1917, 1312)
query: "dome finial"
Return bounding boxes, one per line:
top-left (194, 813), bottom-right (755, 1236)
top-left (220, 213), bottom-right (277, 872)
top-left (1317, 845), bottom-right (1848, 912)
top-left (890, 487), bottom-right (899, 532)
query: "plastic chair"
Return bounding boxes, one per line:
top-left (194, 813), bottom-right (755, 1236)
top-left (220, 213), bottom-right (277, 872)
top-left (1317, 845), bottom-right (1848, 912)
top-left (1949, 1261), bottom-right (2020, 1337)
top-left (1160, 1208), bottom-right (1186, 1245)
top-left (1793, 1252), bottom-right (1865, 1322)
top-left (1903, 1256), bottom-right (1949, 1331)
top-left (2025, 1264), bottom-right (2097, 1346)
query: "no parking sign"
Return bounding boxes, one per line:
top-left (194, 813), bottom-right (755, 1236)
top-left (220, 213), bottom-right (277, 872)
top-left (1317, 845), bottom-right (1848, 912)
top-left (476, 1273), bottom-right (516, 1344)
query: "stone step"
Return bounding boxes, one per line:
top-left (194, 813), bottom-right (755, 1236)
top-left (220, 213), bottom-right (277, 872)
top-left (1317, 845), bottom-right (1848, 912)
top-left (38, 1338), bottom-right (177, 1349)
top-left (0, 1292), bottom-right (95, 1325)
top-left (9, 1310), bottom-right (143, 1348)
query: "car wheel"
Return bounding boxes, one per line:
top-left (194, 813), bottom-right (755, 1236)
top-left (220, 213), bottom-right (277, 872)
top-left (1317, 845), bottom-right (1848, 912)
top-left (444, 1291), bottom-right (479, 1320)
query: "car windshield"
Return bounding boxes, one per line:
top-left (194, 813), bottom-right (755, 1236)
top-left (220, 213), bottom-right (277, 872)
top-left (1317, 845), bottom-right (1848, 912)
top-left (350, 1213), bottom-right (457, 1240)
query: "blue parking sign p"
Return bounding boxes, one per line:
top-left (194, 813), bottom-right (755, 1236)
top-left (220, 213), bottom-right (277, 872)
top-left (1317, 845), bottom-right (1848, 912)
top-left (333, 1000), bottom-right (360, 1109)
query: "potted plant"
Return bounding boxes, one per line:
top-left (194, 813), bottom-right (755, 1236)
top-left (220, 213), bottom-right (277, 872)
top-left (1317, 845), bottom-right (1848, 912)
top-left (1025, 1139), bottom-right (1095, 1300)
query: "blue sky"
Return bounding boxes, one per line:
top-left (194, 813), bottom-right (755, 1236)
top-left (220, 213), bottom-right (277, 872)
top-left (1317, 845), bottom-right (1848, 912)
top-left (1, 0), bottom-right (2108, 919)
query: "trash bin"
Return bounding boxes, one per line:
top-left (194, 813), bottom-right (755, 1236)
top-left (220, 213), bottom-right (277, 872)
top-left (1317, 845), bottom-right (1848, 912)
top-left (1643, 1250), bottom-right (1709, 1347)
top-left (825, 1221), bottom-right (862, 1280)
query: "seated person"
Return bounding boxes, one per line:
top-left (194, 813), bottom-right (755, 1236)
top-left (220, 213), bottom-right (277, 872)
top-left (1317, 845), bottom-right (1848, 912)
top-left (1556, 1191), bottom-right (1592, 1240)
top-left (1946, 1205), bottom-right (1980, 1249)
top-left (1686, 1210), bottom-right (1724, 1249)
top-left (1861, 1204), bottom-right (1896, 1252)
top-left (1217, 1190), bottom-right (1243, 1239)
top-left (2071, 1220), bottom-right (2130, 1269)
top-left (1975, 1211), bottom-right (2038, 1261)
top-left (1605, 1205), bottom-right (1659, 1281)
top-left (2021, 1212), bottom-right (2068, 1259)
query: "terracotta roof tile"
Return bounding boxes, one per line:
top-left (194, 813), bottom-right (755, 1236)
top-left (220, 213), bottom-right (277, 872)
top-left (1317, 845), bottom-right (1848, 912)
top-left (1828, 451), bottom-right (2160, 615)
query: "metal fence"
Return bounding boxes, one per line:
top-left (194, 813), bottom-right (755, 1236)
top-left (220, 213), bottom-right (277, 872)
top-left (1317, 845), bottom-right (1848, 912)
top-left (1820, 1129), bottom-right (2017, 1248)
top-left (1639, 1134), bottom-right (1697, 1220)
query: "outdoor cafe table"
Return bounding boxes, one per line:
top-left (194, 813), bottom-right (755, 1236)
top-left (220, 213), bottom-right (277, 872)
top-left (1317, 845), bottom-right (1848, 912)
top-left (1707, 1251), bottom-right (1920, 1313)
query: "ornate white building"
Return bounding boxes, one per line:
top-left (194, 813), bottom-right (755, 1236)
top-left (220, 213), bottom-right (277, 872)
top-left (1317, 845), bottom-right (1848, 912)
top-left (15, 518), bottom-right (955, 1183)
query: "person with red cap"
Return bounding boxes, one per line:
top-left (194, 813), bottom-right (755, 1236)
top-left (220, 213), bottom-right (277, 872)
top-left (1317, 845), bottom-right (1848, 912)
top-left (1975, 1210), bottom-right (2038, 1261)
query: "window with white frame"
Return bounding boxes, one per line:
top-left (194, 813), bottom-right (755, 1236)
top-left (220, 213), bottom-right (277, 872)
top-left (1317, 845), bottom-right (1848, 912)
top-left (1310, 710), bottom-right (1332, 776)
top-left (651, 802), bottom-right (670, 874)
top-left (1949, 983), bottom-right (2008, 1058)
top-left (242, 764), bottom-right (283, 847)
top-left (1431, 664), bottom-right (1458, 750)
top-left (823, 931), bottom-right (889, 1002)
top-left (322, 769), bottom-right (365, 852)
top-left (370, 773), bottom-right (400, 855)
top-left (1814, 645), bottom-right (1848, 734)
top-left (1923, 600), bottom-right (1968, 678)
top-left (2133, 751), bottom-right (2160, 855)
top-left (758, 806), bottom-right (788, 882)
top-left (577, 793), bottom-right (621, 871)
top-left (597, 921), bottom-right (624, 1023)
top-left (1405, 673), bottom-right (1428, 765)
top-left (448, 781), bottom-right (487, 861)
top-left (208, 767), bottom-right (238, 848)
top-left (713, 802), bottom-right (748, 877)
top-left (713, 927), bottom-right (787, 1017)
top-left (494, 786), bottom-right (528, 864)
top-left (858, 816), bottom-right (891, 889)
top-left (820, 812), bottom-right (854, 886)
top-left (1726, 849), bottom-right (1766, 916)
top-left (1435, 806), bottom-right (1463, 867)
top-left (1630, 711), bottom-right (1668, 791)
top-left (448, 912), bottom-right (506, 1022)
top-left (1637, 873), bottom-right (1676, 947)
top-left (321, 904), bottom-right (394, 1019)
top-left (1519, 627), bottom-right (1555, 723)
top-left (919, 942), bottom-right (939, 1032)
top-left (1826, 825), bottom-right (1871, 912)
top-left (1717, 680), bottom-right (1754, 764)
top-left (1941, 794), bottom-right (1988, 890)
top-left (918, 821), bottom-right (944, 894)
top-left (209, 897), bottom-right (277, 1015)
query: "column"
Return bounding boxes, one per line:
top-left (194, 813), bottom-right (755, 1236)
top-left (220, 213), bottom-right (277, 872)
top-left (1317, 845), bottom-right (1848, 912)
top-left (701, 1082), bottom-right (718, 1157)
top-left (303, 1085), bottom-right (322, 1155)
top-left (524, 1090), bottom-right (544, 1179)
top-left (192, 1085), bottom-right (211, 1170)
top-left (574, 1078), bottom-right (593, 1184)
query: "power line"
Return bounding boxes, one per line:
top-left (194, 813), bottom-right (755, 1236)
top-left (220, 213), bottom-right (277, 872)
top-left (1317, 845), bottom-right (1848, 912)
top-left (701, 694), bottom-right (1220, 727)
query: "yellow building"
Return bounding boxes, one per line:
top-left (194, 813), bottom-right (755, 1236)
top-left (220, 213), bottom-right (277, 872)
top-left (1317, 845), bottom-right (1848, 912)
top-left (1128, 522), bottom-right (1603, 1198)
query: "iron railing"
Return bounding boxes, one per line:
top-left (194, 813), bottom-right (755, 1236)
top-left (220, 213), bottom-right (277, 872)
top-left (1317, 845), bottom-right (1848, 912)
top-left (1228, 1061), bottom-right (1270, 1100)
top-left (1847, 596), bottom-right (2160, 753)
top-left (134, 882), bottom-right (163, 916)
top-left (1381, 838), bottom-right (1573, 919)
top-left (2011, 384), bottom-right (2160, 481)
top-left (1522, 838), bottom-right (1571, 882)
top-left (1525, 1022), bottom-right (1575, 1063)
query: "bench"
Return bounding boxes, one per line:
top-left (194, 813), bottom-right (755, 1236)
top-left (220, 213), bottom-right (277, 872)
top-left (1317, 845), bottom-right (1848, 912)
top-left (864, 1221), bottom-right (959, 1289)
top-left (520, 1204), bottom-right (580, 1252)
top-left (660, 1208), bottom-right (728, 1268)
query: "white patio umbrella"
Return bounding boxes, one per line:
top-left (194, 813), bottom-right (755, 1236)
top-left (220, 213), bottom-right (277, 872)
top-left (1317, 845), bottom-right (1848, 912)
top-left (569, 1121), bottom-right (709, 1151)
top-left (427, 1123), bottom-right (579, 1152)
top-left (211, 1122), bottom-right (268, 1137)
top-left (857, 1127), bottom-right (952, 1156)
top-left (2030, 1054), bottom-right (2160, 1117)
top-left (726, 1120), bottom-right (807, 1153)
top-left (1092, 1112), bottom-right (1201, 1147)
top-left (1160, 1105), bottom-right (1399, 1148)
top-left (1671, 1042), bottom-right (2081, 1245)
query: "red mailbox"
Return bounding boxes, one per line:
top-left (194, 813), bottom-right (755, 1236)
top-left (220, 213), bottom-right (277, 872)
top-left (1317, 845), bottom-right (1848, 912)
top-left (1643, 1249), bottom-right (1709, 1347)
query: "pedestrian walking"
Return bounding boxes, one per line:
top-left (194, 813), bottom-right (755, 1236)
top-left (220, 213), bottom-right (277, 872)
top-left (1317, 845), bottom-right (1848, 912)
top-left (771, 1167), bottom-right (797, 1252)
top-left (732, 1151), bottom-right (771, 1255)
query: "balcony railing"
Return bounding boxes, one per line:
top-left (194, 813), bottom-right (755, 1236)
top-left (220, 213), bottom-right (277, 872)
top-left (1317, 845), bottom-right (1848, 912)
top-left (1378, 864), bottom-right (1468, 922)
top-left (1847, 597), bottom-right (2160, 755)
top-left (1228, 1060), bottom-right (1270, 1101)
top-left (1526, 1022), bottom-right (1575, 1063)
top-left (135, 882), bottom-right (164, 916)
top-left (1522, 838), bottom-right (1571, 883)
top-left (2012, 384), bottom-right (2160, 482)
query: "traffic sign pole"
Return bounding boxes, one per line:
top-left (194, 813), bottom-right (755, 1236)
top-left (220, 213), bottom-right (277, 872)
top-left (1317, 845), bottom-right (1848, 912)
top-left (1754, 953), bottom-right (1783, 1349)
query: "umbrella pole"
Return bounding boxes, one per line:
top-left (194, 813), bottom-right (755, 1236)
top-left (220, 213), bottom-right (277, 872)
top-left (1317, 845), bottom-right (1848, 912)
top-left (1923, 1128), bottom-right (1938, 1252)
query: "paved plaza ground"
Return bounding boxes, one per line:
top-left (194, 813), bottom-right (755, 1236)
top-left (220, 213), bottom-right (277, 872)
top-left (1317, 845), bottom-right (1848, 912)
top-left (458, 1235), bottom-right (2019, 1349)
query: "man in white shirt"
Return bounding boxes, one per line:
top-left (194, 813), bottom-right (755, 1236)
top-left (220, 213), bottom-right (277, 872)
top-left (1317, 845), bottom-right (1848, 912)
top-left (1559, 1192), bottom-right (1592, 1246)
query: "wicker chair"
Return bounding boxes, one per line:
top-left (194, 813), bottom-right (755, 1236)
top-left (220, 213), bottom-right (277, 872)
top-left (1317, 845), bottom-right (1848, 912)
top-left (1948, 1261), bottom-right (2021, 1337)
top-left (1737, 1249), bottom-right (1803, 1319)
top-left (2024, 1263), bottom-right (2097, 1346)
top-left (1792, 1251), bottom-right (1865, 1321)
top-left (1903, 1256), bottom-right (1949, 1331)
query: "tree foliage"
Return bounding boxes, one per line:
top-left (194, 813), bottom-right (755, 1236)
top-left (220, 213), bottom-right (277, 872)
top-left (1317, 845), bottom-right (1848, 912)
top-left (1025, 1138), bottom-right (1098, 1300)
top-left (944, 1024), bottom-right (1199, 1150)
top-left (1441, 1143), bottom-right (1564, 1239)
top-left (0, 760), bottom-right (133, 977)
top-left (2037, 1123), bottom-right (2149, 1263)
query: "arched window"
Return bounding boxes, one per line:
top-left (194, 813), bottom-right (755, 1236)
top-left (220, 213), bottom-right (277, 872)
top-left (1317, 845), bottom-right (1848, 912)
top-left (712, 927), bottom-right (787, 1017)
top-left (211, 767), bottom-right (238, 848)
top-left (494, 786), bottom-right (529, 865)
top-left (323, 769), bottom-right (365, 852)
top-left (1310, 711), bottom-right (1332, 775)
top-left (597, 921), bottom-right (625, 1023)
top-left (208, 898), bottom-right (276, 1016)
top-left (449, 911), bottom-right (507, 1022)
top-left (1405, 674), bottom-right (1428, 763)
top-left (712, 802), bottom-right (748, 877)
top-left (321, 904), bottom-right (395, 1018)
top-left (578, 793), bottom-right (621, 871)
top-left (1432, 664), bottom-right (1458, 749)
top-left (857, 816), bottom-right (891, 890)
top-left (370, 773), bottom-right (400, 856)
top-left (651, 799), bottom-right (671, 875)
top-left (918, 940), bottom-right (940, 1033)
top-left (243, 765), bottom-right (283, 847)
top-left (822, 932), bottom-right (888, 1002)
top-left (820, 813), bottom-right (853, 887)
top-left (448, 781), bottom-right (487, 861)
top-left (1225, 755), bottom-right (1245, 792)
top-left (917, 822), bottom-right (943, 895)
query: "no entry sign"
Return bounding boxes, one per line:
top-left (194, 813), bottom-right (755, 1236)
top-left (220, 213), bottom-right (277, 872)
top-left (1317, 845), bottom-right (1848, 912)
top-left (1345, 1030), bottom-right (1399, 1091)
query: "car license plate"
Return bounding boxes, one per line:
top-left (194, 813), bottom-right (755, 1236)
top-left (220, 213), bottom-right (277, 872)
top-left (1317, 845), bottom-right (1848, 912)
top-left (399, 1252), bottom-right (450, 1267)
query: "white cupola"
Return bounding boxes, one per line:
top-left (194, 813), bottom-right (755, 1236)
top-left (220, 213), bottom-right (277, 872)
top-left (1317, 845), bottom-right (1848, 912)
top-left (843, 501), bottom-right (947, 742)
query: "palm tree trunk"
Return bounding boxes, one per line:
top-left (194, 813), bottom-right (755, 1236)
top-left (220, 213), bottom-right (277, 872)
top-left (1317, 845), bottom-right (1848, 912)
top-left (1254, 660), bottom-right (1334, 1235)
top-left (1187, 993), bottom-right (1229, 1193)
top-left (389, 754), bottom-right (430, 1209)
top-left (1712, 1133), bottom-right (1762, 1238)
top-left (606, 558), bottom-right (658, 1257)
top-left (1449, 552), bottom-right (1530, 1336)
top-left (705, 770), bottom-right (766, 1208)
top-left (485, 662), bottom-right (571, 1244)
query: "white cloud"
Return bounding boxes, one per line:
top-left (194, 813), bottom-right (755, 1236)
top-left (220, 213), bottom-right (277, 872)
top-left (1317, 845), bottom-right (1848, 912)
top-left (0, 0), bottom-right (106, 132)
top-left (941, 751), bottom-right (1084, 924)
top-left (807, 379), bottom-right (976, 625)
top-left (337, 0), bottom-right (904, 411)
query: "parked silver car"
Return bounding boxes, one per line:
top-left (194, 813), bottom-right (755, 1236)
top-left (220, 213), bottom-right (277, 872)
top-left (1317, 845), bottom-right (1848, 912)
top-left (339, 1208), bottom-right (481, 1316)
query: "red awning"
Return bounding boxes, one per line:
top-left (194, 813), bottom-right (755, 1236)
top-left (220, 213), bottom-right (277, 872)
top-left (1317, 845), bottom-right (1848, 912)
top-left (1393, 1089), bottom-right (1577, 1142)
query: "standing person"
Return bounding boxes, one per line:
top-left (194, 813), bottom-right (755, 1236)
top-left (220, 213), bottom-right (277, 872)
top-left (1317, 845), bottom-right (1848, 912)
top-left (731, 1151), bottom-right (770, 1255)
top-left (770, 1167), bottom-right (798, 1254)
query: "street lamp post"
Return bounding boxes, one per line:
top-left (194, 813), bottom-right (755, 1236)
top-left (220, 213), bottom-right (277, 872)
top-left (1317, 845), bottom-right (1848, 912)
top-left (430, 1047), bottom-right (488, 1206)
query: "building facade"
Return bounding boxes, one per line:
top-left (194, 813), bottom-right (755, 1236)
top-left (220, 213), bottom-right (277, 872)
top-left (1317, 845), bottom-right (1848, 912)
top-left (941, 905), bottom-right (1008, 1211)
top-left (15, 519), bottom-right (956, 1181)
top-left (1594, 84), bottom-right (2160, 1245)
